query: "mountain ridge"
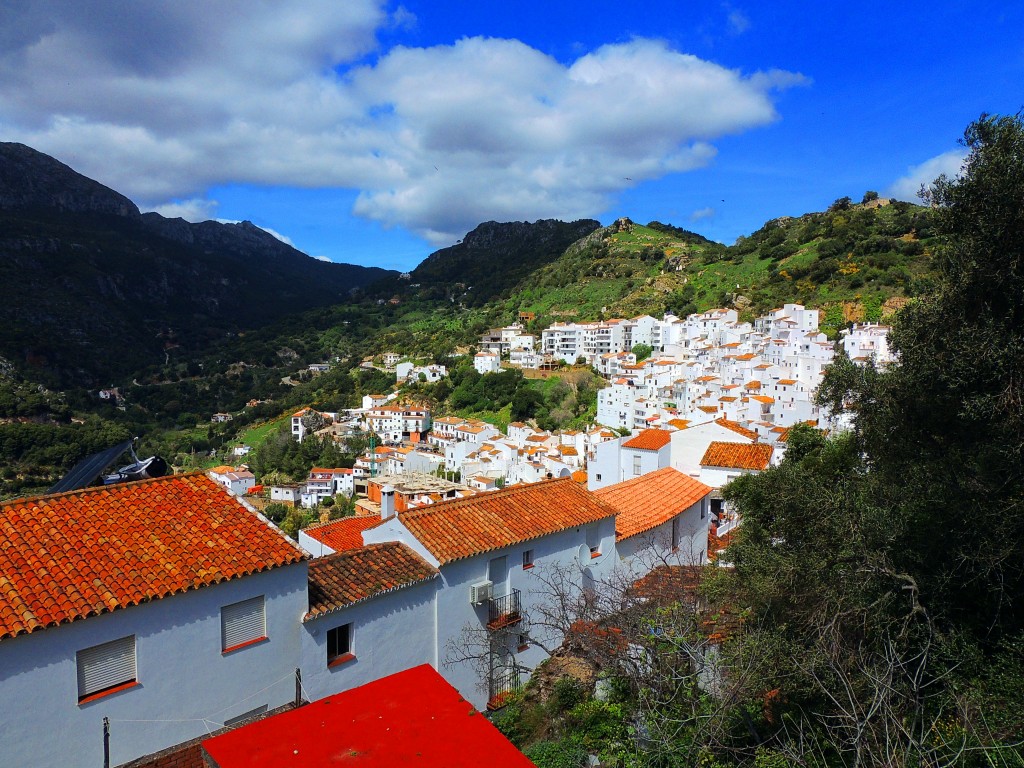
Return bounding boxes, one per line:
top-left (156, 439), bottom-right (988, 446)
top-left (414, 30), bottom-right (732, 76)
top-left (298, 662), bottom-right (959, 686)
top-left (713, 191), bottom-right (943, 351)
top-left (0, 142), bottom-right (394, 385)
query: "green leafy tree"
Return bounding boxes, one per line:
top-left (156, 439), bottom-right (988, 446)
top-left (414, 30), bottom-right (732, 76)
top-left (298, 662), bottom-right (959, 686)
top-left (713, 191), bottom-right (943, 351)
top-left (720, 114), bottom-right (1024, 766)
top-left (631, 344), bottom-right (653, 362)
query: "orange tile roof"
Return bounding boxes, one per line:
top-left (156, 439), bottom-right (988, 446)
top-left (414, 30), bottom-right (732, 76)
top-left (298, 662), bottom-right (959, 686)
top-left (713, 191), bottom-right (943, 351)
top-left (714, 418), bottom-right (759, 440)
top-left (0, 474), bottom-right (306, 640)
top-left (777, 379), bottom-right (797, 385)
top-left (303, 515), bottom-right (384, 553)
top-left (571, 470), bottom-right (588, 484)
top-left (398, 478), bottom-right (617, 565)
top-left (595, 467), bottom-right (711, 541)
top-left (305, 543), bottom-right (437, 618)
top-left (700, 441), bottom-right (774, 471)
top-left (621, 429), bottom-right (672, 450)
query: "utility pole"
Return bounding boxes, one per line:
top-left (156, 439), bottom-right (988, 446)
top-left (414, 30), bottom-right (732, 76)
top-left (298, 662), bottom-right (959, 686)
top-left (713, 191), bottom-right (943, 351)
top-left (103, 717), bottom-right (110, 768)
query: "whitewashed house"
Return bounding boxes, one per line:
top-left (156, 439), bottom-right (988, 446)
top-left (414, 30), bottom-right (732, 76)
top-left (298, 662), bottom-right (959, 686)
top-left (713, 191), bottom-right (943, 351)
top-left (208, 465), bottom-right (256, 496)
top-left (595, 466), bottom-right (712, 566)
top-left (670, 418), bottom-right (759, 477)
top-left (0, 474), bottom-right (308, 768)
top-left (473, 351), bottom-right (501, 374)
top-left (361, 478), bottom-right (620, 709)
top-left (841, 323), bottom-right (894, 366)
top-left (588, 428), bottom-right (673, 490)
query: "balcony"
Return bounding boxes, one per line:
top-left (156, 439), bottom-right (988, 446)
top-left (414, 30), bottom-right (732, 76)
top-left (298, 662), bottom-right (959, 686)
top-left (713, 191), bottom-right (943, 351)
top-left (487, 589), bottom-right (522, 631)
top-left (487, 664), bottom-right (522, 710)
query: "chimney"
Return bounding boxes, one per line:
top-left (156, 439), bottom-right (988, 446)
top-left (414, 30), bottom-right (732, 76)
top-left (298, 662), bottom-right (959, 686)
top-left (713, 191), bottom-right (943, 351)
top-left (380, 485), bottom-right (396, 520)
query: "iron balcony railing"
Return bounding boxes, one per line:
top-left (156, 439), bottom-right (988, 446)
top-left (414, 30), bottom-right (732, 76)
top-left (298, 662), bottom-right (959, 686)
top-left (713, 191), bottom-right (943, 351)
top-left (487, 662), bottom-right (522, 710)
top-left (487, 589), bottom-right (522, 631)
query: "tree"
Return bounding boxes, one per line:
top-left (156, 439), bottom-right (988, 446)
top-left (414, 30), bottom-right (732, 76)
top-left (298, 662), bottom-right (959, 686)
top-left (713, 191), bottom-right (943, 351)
top-left (631, 344), bottom-right (653, 362)
top-left (861, 190), bottom-right (880, 203)
top-left (719, 114), bottom-right (1024, 766)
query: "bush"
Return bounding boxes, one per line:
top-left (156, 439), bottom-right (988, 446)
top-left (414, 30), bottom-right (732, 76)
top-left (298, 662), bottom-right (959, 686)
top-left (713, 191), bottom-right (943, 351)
top-left (524, 739), bottom-right (588, 768)
top-left (550, 676), bottom-right (587, 714)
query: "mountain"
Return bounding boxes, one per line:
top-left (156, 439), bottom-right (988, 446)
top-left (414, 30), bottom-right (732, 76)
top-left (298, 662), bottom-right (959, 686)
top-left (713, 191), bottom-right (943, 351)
top-left (0, 142), bottom-right (394, 385)
top-left (372, 218), bottom-right (603, 307)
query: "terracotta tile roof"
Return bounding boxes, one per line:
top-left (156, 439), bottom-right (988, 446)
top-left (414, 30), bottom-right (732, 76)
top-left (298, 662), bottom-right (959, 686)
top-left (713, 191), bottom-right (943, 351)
top-left (714, 418), bottom-right (759, 440)
top-left (630, 564), bottom-right (703, 603)
top-left (571, 470), bottom-right (588, 484)
top-left (621, 429), bottom-right (672, 450)
top-left (700, 441), bottom-right (774, 471)
top-left (667, 419), bottom-right (691, 429)
top-left (305, 542), bottom-right (438, 619)
top-left (398, 478), bottom-right (617, 565)
top-left (0, 473), bottom-right (306, 640)
top-left (596, 467), bottom-right (710, 541)
top-left (303, 515), bottom-right (384, 553)
top-left (777, 379), bottom-right (798, 385)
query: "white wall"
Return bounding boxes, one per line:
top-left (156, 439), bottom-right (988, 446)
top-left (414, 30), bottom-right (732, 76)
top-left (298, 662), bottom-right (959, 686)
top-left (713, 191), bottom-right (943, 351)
top-left (300, 579), bottom-right (438, 702)
top-left (670, 421), bottom-right (753, 476)
top-left (435, 517), bottom-right (618, 709)
top-left (0, 565), bottom-right (308, 768)
top-left (616, 498), bottom-right (711, 568)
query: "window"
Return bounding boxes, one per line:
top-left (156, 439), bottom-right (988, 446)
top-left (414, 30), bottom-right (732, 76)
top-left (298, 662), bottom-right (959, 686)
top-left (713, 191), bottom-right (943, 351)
top-left (586, 524), bottom-right (601, 558)
top-left (671, 517), bottom-right (680, 551)
top-left (701, 498), bottom-right (708, 519)
top-left (221, 595), bottom-right (266, 653)
top-left (77, 635), bottom-right (136, 703)
top-left (632, 455), bottom-right (642, 476)
top-left (327, 623), bottom-right (353, 666)
top-left (517, 633), bottom-right (530, 652)
top-left (522, 549), bottom-right (534, 569)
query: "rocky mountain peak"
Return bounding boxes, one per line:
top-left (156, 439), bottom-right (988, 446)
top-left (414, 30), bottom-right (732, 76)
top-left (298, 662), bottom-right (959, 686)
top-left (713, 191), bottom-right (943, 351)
top-left (0, 142), bottom-right (140, 217)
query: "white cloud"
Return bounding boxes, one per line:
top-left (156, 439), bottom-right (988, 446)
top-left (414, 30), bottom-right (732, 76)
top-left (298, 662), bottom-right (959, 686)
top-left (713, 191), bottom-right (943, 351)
top-left (727, 9), bottom-right (751, 35)
top-left (149, 198), bottom-right (219, 222)
top-left (214, 218), bottom-right (297, 248)
top-left (690, 207), bottom-right (716, 222)
top-left (887, 149), bottom-right (968, 202)
top-left (0, 5), bottom-right (806, 245)
top-left (254, 226), bottom-right (297, 248)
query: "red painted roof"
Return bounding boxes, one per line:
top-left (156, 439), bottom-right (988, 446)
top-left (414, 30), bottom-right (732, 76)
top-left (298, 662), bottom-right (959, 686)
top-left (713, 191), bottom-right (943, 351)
top-left (302, 515), bottom-right (383, 553)
top-left (595, 467), bottom-right (711, 541)
top-left (621, 429), bottom-right (672, 451)
top-left (714, 418), bottom-right (759, 440)
top-left (306, 543), bottom-right (438, 618)
top-left (201, 665), bottom-right (535, 768)
top-left (0, 473), bottom-right (306, 640)
top-left (399, 477), bottom-right (617, 565)
top-left (700, 441), bottom-right (774, 471)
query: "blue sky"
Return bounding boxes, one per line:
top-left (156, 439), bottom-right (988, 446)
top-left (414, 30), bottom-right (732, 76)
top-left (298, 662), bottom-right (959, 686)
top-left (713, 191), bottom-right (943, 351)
top-left (2, 2), bottom-right (1021, 271)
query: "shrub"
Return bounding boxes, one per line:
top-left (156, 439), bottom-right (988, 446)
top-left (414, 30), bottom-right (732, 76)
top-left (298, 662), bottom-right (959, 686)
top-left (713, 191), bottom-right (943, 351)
top-left (524, 739), bottom-right (588, 768)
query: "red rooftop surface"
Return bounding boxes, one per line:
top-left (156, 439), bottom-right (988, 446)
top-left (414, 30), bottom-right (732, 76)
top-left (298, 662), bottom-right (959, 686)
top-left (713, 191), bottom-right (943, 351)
top-left (302, 515), bottom-right (383, 553)
top-left (621, 428), bottom-right (672, 450)
top-left (0, 473), bottom-right (306, 640)
top-left (595, 467), bottom-right (711, 541)
top-left (201, 664), bottom-right (536, 768)
top-left (398, 477), bottom-right (617, 565)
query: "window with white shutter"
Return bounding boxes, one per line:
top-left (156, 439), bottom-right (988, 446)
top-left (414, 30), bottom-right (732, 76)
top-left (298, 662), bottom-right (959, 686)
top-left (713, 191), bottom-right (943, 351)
top-left (221, 595), bottom-right (266, 652)
top-left (77, 635), bottom-right (137, 702)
